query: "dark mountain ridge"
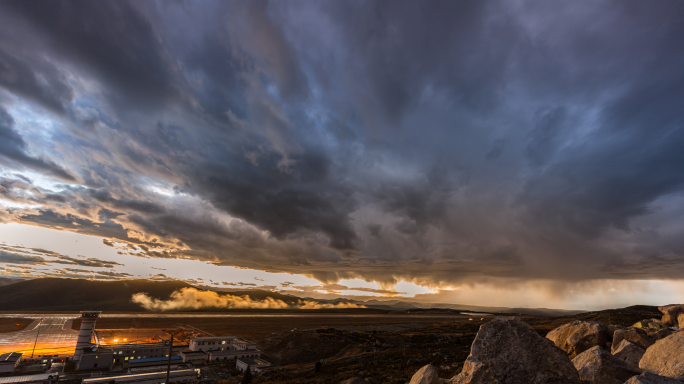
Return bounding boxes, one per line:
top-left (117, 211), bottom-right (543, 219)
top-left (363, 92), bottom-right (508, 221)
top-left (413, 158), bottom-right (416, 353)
top-left (0, 278), bottom-right (340, 312)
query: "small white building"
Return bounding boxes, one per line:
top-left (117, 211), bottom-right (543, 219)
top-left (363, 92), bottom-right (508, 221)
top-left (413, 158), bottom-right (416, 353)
top-left (189, 336), bottom-right (261, 363)
top-left (236, 357), bottom-right (270, 373)
top-left (0, 352), bottom-right (22, 373)
top-left (180, 351), bottom-right (206, 364)
top-left (189, 336), bottom-right (257, 352)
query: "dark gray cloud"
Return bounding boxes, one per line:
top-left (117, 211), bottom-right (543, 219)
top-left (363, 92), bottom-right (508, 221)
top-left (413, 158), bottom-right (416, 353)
top-left (0, 0), bottom-right (682, 288)
top-left (1, 0), bottom-right (185, 112)
top-left (0, 107), bottom-right (76, 181)
top-left (0, 246), bottom-right (123, 269)
top-left (0, 250), bottom-right (46, 265)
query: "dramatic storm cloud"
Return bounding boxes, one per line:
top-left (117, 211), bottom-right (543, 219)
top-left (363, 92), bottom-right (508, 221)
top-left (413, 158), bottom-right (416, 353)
top-left (0, 0), bottom-right (682, 293)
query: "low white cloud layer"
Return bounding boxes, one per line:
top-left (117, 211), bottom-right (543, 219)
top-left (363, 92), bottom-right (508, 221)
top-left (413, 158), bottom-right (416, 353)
top-left (131, 287), bottom-right (365, 310)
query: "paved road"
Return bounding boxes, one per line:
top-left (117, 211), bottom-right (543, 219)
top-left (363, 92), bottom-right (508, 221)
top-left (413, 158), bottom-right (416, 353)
top-left (0, 317), bottom-right (79, 356)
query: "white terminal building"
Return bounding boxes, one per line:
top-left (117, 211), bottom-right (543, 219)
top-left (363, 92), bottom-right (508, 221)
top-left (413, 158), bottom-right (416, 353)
top-left (73, 311), bottom-right (267, 370)
top-left (188, 336), bottom-right (261, 363)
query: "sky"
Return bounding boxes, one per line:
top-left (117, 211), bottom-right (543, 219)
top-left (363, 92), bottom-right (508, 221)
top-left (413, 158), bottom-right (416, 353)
top-left (0, 0), bottom-right (683, 310)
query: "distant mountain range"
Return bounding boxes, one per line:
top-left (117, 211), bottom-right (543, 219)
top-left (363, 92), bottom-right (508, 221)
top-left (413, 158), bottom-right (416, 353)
top-left (0, 277), bottom-right (30, 287)
top-left (301, 296), bottom-right (585, 316)
top-left (0, 277), bottom-right (584, 315)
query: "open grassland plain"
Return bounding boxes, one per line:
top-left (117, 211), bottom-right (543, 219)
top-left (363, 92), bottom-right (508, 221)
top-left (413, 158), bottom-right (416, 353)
top-left (71, 313), bottom-right (481, 341)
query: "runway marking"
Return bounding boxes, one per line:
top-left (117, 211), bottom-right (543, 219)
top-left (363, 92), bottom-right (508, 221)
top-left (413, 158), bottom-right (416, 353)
top-left (0, 317), bottom-right (79, 356)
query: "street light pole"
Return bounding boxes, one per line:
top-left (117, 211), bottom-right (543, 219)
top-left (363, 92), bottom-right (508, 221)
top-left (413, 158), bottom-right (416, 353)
top-left (165, 332), bottom-right (175, 384)
top-left (31, 318), bottom-right (43, 358)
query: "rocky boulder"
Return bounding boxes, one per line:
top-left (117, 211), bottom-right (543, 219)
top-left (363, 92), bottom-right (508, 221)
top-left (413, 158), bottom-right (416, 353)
top-left (679, 313), bottom-right (684, 329)
top-left (635, 319), bottom-right (666, 332)
top-left (410, 364), bottom-right (440, 384)
top-left (607, 324), bottom-right (627, 340)
top-left (640, 331), bottom-right (684, 380)
top-left (572, 346), bottom-right (641, 384)
top-left (658, 305), bottom-right (684, 318)
top-left (611, 339), bottom-right (645, 369)
top-left (652, 328), bottom-right (673, 340)
top-left (546, 320), bottom-right (610, 359)
top-left (613, 328), bottom-right (654, 351)
top-left (452, 316), bottom-right (581, 384)
top-left (448, 357), bottom-right (499, 384)
top-left (625, 372), bottom-right (684, 384)
top-left (662, 315), bottom-right (677, 327)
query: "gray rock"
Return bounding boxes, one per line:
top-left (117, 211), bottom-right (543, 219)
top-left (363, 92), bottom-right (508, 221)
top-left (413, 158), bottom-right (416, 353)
top-left (635, 319), bottom-right (666, 331)
top-left (658, 305), bottom-right (684, 318)
top-left (607, 324), bottom-right (627, 340)
top-left (611, 339), bottom-right (645, 369)
top-left (572, 346), bottom-right (641, 384)
top-left (448, 357), bottom-right (499, 384)
top-left (662, 315), bottom-right (677, 327)
top-left (453, 316), bottom-right (581, 384)
top-left (410, 364), bottom-right (439, 384)
top-left (652, 328), bottom-right (673, 340)
top-left (640, 331), bottom-right (684, 380)
top-left (341, 378), bottom-right (370, 384)
top-left (613, 328), bottom-right (654, 351)
top-left (625, 372), bottom-right (684, 384)
top-left (546, 320), bottom-right (610, 359)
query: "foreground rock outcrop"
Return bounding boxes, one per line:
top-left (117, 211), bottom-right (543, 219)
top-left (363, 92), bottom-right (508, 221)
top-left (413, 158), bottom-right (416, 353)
top-left (546, 320), bottom-right (610, 359)
top-left (447, 357), bottom-right (499, 384)
top-left (659, 305), bottom-right (684, 319)
top-left (625, 372), bottom-right (684, 384)
top-left (572, 345), bottom-right (641, 384)
top-left (451, 317), bottom-right (581, 384)
top-left (613, 328), bottom-right (654, 351)
top-left (640, 331), bottom-right (684, 380)
top-left (410, 364), bottom-right (439, 384)
top-left (612, 339), bottom-right (646, 369)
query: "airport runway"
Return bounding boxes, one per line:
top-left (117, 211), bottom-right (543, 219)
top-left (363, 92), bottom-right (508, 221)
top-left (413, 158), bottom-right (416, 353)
top-left (0, 317), bottom-right (78, 356)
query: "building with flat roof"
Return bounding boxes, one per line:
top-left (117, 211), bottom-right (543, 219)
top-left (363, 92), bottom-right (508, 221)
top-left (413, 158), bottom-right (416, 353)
top-left (189, 336), bottom-right (260, 363)
top-left (81, 369), bottom-right (199, 384)
top-left (179, 351), bottom-right (206, 365)
top-left (76, 347), bottom-right (114, 371)
top-left (126, 355), bottom-right (182, 369)
top-left (189, 336), bottom-right (256, 352)
top-left (0, 353), bottom-right (22, 373)
top-left (236, 357), bottom-right (271, 373)
top-left (109, 343), bottom-right (186, 367)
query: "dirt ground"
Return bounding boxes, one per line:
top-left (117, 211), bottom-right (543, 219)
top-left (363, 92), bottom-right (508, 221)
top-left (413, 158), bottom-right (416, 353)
top-left (72, 314), bottom-right (477, 341)
top-left (0, 318), bottom-right (34, 333)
